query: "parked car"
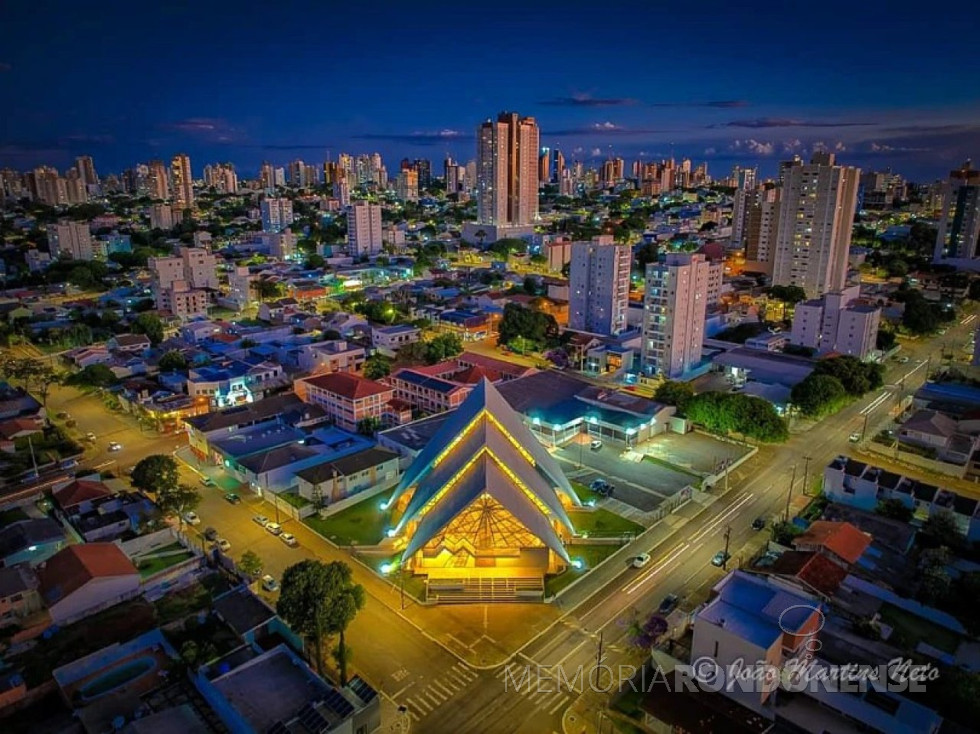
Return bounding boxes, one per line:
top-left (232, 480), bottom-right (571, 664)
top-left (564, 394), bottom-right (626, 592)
top-left (199, 476), bottom-right (216, 488)
top-left (280, 533), bottom-right (298, 547)
top-left (265, 522), bottom-right (282, 536)
top-left (55, 411), bottom-right (70, 419)
top-left (590, 478), bottom-right (608, 492)
top-left (183, 511), bottom-right (201, 526)
top-left (253, 515), bottom-right (270, 526)
top-left (215, 538), bottom-right (231, 553)
top-left (711, 550), bottom-right (731, 567)
top-left (260, 575), bottom-right (280, 593)
top-left (203, 526), bottom-right (218, 542)
top-left (848, 432), bottom-right (861, 443)
top-left (590, 439), bottom-right (603, 451)
top-left (224, 493), bottom-right (241, 505)
top-left (632, 553), bottom-right (652, 569)
top-left (751, 517), bottom-right (766, 531)
top-left (897, 356), bottom-right (910, 364)
top-left (657, 594), bottom-right (679, 615)
top-left (108, 441), bottom-right (122, 452)
top-left (59, 458), bottom-right (78, 470)
top-left (84, 432), bottom-right (97, 442)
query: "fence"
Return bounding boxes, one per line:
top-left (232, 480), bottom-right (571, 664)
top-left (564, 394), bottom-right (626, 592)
top-left (117, 527), bottom-right (180, 557)
top-left (267, 492), bottom-right (317, 522)
top-left (313, 476), bottom-right (398, 519)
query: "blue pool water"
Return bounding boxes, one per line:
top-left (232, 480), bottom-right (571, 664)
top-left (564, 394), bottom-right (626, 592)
top-left (78, 656), bottom-right (157, 700)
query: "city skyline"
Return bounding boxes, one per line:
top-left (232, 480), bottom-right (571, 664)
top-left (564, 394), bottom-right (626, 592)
top-left (2, 1), bottom-right (979, 180)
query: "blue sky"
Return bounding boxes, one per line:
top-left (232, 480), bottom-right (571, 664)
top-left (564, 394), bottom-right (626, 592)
top-left (2, 0), bottom-right (979, 181)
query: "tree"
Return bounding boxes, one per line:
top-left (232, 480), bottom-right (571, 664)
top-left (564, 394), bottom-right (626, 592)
top-left (425, 333), bottom-right (463, 364)
top-left (65, 364), bottom-right (118, 389)
top-left (875, 498), bottom-right (913, 522)
top-left (133, 313), bottom-right (165, 344)
top-left (0, 357), bottom-right (62, 405)
top-left (395, 341), bottom-right (430, 365)
top-left (277, 560), bottom-right (365, 680)
top-left (131, 454), bottom-right (181, 497)
top-left (239, 550), bottom-right (264, 579)
top-left (304, 253), bottom-right (325, 270)
top-left (356, 416), bottom-right (382, 435)
top-left (158, 350), bottom-right (189, 372)
top-left (363, 354), bottom-right (392, 380)
top-left (811, 356), bottom-right (883, 396)
top-left (876, 329), bottom-right (896, 351)
top-left (156, 483), bottom-right (201, 527)
top-left (654, 380), bottom-right (694, 413)
top-left (497, 303), bottom-right (558, 349)
top-left (626, 610), bottom-right (669, 655)
top-left (921, 510), bottom-right (964, 549)
top-left (790, 374), bottom-right (847, 417)
top-left (686, 391), bottom-right (788, 442)
top-left (768, 285), bottom-right (807, 305)
top-left (771, 520), bottom-right (802, 546)
top-left (255, 280), bottom-right (286, 301)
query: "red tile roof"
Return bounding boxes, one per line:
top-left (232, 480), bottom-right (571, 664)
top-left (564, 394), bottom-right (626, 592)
top-left (302, 372), bottom-right (392, 400)
top-left (52, 479), bottom-right (113, 510)
top-left (38, 543), bottom-right (137, 603)
top-left (452, 365), bottom-right (502, 384)
top-left (793, 521), bottom-right (872, 565)
top-left (0, 418), bottom-right (43, 440)
top-left (458, 351), bottom-right (537, 378)
top-left (770, 551), bottom-right (849, 597)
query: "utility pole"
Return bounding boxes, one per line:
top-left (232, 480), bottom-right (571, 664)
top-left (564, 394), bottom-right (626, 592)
top-left (861, 412), bottom-right (869, 440)
top-left (723, 525), bottom-right (732, 569)
top-left (785, 464), bottom-right (797, 522)
top-left (802, 455), bottom-right (811, 497)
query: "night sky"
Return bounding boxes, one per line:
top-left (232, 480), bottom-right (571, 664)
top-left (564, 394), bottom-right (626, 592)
top-left (2, 0), bottom-right (979, 181)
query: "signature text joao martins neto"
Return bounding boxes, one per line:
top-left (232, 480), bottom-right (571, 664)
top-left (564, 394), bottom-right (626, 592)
top-left (502, 657), bottom-right (938, 696)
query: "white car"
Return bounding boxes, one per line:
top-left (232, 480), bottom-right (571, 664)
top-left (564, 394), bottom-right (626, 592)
top-left (849, 432), bottom-right (862, 443)
top-left (108, 441), bottom-right (123, 452)
top-left (215, 538), bottom-right (231, 553)
top-left (280, 533), bottom-right (298, 547)
top-left (183, 511), bottom-right (201, 526)
top-left (261, 574), bottom-right (280, 592)
top-left (265, 522), bottom-right (282, 536)
top-left (252, 515), bottom-right (270, 526)
top-left (632, 553), bottom-right (652, 568)
top-left (85, 432), bottom-right (97, 442)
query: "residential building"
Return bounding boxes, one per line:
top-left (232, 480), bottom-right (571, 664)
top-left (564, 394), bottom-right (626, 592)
top-left (48, 220), bottom-right (94, 260)
top-left (187, 359), bottom-right (285, 408)
top-left (0, 565), bottom-right (42, 627)
top-left (476, 111), bottom-right (539, 227)
top-left (75, 155), bottom-right (98, 190)
top-left (934, 160), bottom-right (980, 268)
top-left (295, 339), bottom-right (366, 374)
top-left (37, 543), bottom-right (140, 625)
top-left (0, 518), bottom-right (66, 568)
top-left (642, 252), bottom-right (710, 378)
top-left (371, 324), bottom-right (420, 353)
top-left (295, 446), bottom-right (401, 505)
top-left (771, 153), bottom-right (860, 297)
top-left (227, 266), bottom-right (254, 309)
top-left (170, 153), bottom-right (193, 211)
top-left (347, 202), bottom-right (383, 257)
top-left (790, 285), bottom-right (881, 358)
top-left (149, 246), bottom-right (217, 317)
top-left (203, 161), bottom-right (237, 193)
top-left (568, 235), bottom-right (630, 336)
top-left (386, 368), bottom-right (473, 415)
top-left (260, 197), bottom-right (294, 232)
top-left (147, 160), bottom-right (169, 200)
top-left (396, 168), bottom-right (419, 202)
top-left (294, 372), bottom-right (395, 431)
top-left (149, 202), bottom-right (175, 230)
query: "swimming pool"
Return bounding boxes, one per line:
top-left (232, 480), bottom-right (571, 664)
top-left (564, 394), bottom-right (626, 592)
top-left (78, 656), bottom-right (157, 701)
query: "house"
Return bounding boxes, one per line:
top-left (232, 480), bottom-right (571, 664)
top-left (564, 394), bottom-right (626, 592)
top-left (792, 521), bottom-right (872, 568)
top-left (433, 309), bottom-right (494, 340)
top-left (67, 346), bottom-right (112, 369)
top-left (186, 359), bottom-right (286, 408)
top-left (295, 446), bottom-right (401, 505)
top-left (385, 368), bottom-right (472, 415)
top-left (107, 333), bottom-right (151, 355)
top-left (765, 551), bottom-right (850, 598)
top-left (295, 339), bottom-right (366, 375)
top-left (455, 351), bottom-right (537, 381)
top-left (37, 543), bottom-right (140, 625)
top-left (258, 298), bottom-right (299, 323)
top-left (898, 409), bottom-right (978, 465)
top-left (179, 320), bottom-right (223, 344)
top-left (372, 324), bottom-right (420, 353)
top-left (0, 564), bottom-right (42, 626)
top-left (52, 477), bottom-right (115, 514)
top-left (0, 518), bottom-right (66, 567)
top-left (0, 417), bottom-right (44, 447)
top-left (294, 372), bottom-right (396, 432)
top-left (0, 383), bottom-right (44, 421)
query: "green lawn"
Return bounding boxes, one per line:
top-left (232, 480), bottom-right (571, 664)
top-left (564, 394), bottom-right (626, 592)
top-left (137, 549), bottom-right (195, 578)
top-left (568, 508), bottom-right (644, 538)
top-left (545, 544), bottom-right (623, 596)
top-left (879, 603), bottom-right (962, 655)
top-left (570, 480), bottom-right (602, 504)
top-left (279, 492), bottom-right (311, 509)
top-left (304, 490), bottom-right (394, 547)
top-left (371, 556), bottom-right (427, 601)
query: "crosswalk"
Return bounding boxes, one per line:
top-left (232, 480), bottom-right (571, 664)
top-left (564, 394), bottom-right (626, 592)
top-left (401, 661), bottom-right (478, 722)
top-left (493, 662), bottom-right (571, 716)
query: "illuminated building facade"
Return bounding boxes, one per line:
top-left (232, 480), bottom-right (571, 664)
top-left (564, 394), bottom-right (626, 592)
top-left (387, 379), bottom-right (580, 597)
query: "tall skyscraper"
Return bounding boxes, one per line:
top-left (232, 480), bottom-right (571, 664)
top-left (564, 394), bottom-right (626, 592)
top-left (261, 197), bottom-right (295, 232)
top-left (75, 156), bottom-right (98, 190)
top-left (396, 168), bottom-right (419, 202)
top-left (413, 159), bottom-right (432, 189)
top-left (260, 162), bottom-right (275, 190)
top-left (48, 221), bottom-right (94, 260)
top-left (934, 160), bottom-right (980, 265)
top-left (347, 202), bottom-right (383, 256)
top-left (771, 153), bottom-right (860, 298)
top-left (568, 235), bottom-right (630, 336)
top-left (641, 252), bottom-right (710, 379)
top-left (539, 147), bottom-right (551, 184)
top-left (476, 112), bottom-right (539, 227)
top-left (554, 149), bottom-right (565, 184)
top-left (204, 163), bottom-right (238, 193)
top-left (170, 154), bottom-right (194, 211)
top-left (146, 161), bottom-right (169, 200)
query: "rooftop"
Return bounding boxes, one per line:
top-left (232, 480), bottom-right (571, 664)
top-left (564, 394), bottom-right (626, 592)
top-left (185, 393), bottom-right (324, 433)
top-left (768, 551), bottom-right (849, 597)
top-left (295, 446), bottom-right (400, 484)
top-left (389, 369), bottom-right (467, 395)
top-left (38, 542), bottom-right (137, 604)
top-left (300, 372), bottom-right (393, 400)
top-left (212, 585), bottom-right (276, 637)
top-left (793, 521), bottom-right (872, 564)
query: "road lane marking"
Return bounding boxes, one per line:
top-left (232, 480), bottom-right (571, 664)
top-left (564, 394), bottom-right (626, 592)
top-left (860, 391), bottom-right (891, 415)
top-left (548, 693), bottom-right (569, 714)
top-left (960, 314), bottom-right (976, 325)
top-left (689, 493), bottom-right (756, 544)
top-left (431, 679), bottom-right (456, 697)
top-left (410, 695), bottom-right (432, 713)
top-left (623, 543), bottom-right (691, 595)
top-left (424, 688), bottom-right (445, 705)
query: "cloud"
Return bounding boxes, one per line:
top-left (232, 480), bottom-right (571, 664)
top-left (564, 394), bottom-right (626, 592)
top-left (782, 138), bottom-right (803, 153)
top-left (867, 142), bottom-right (931, 153)
top-left (162, 117), bottom-right (245, 143)
top-left (540, 94), bottom-right (636, 107)
top-left (0, 62), bottom-right (11, 72)
top-left (650, 100), bottom-right (749, 108)
top-left (703, 147), bottom-right (717, 156)
top-left (547, 122), bottom-right (668, 137)
top-left (729, 139), bottom-right (775, 155)
top-left (354, 129), bottom-right (468, 145)
top-left (720, 118), bottom-right (876, 129)
top-left (590, 148), bottom-right (603, 157)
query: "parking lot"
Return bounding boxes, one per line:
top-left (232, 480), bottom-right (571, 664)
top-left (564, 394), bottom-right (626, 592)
top-left (643, 432), bottom-right (750, 475)
top-left (555, 439), bottom-right (693, 512)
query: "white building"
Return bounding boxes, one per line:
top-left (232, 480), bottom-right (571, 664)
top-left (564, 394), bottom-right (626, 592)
top-left (568, 235), bottom-right (630, 336)
top-left (772, 153), bottom-right (860, 298)
top-left (790, 285), bottom-right (881, 359)
top-left (934, 160), bottom-right (980, 270)
top-left (149, 246), bottom-right (217, 317)
top-left (227, 266), bottom-right (254, 310)
top-left (48, 221), bottom-right (94, 260)
top-left (260, 197), bottom-right (294, 233)
top-left (642, 252), bottom-right (710, 378)
top-left (269, 230), bottom-right (297, 260)
top-left (347, 202), bottom-right (383, 257)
